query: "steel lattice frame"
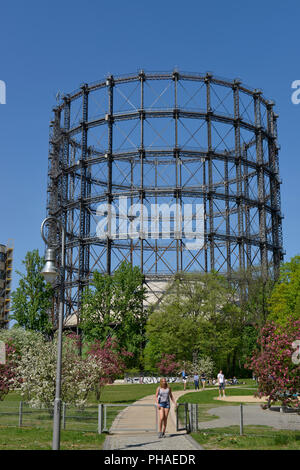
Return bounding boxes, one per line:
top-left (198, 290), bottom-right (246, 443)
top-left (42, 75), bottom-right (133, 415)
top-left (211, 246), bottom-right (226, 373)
top-left (46, 71), bottom-right (284, 324)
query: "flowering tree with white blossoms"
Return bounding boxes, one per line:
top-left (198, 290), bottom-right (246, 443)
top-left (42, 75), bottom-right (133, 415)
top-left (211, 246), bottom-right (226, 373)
top-left (0, 328), bottom-right (41, 401)
top-left (185, 356), bottom-right (215, 378)
top-left (13, 332), bottom-right (103, 408)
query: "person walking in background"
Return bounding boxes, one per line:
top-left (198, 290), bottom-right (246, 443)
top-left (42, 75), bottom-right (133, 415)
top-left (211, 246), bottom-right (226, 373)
top-left (217, 370), bottom-right (226, 398)
top-left (155, 378), bottom-right (177, 438)
top-left (201, 371), bottom-right (206, 389)
top-left (194, 373), bottom-right (199, 390)
top-left (181, 369), bottom-right (187, 391)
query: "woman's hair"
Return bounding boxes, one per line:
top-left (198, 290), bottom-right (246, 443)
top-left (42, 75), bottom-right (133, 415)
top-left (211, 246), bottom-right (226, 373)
top-left (159, 377), bottom-right (168, 388)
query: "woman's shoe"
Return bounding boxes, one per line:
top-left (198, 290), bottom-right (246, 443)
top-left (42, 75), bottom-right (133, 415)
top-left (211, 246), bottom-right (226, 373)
top-left (158, 432), bottom-right (163, 438)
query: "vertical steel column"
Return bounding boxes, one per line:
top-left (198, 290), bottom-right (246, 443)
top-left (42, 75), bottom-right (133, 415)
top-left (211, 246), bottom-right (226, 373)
top-left (267, 102), bottom-right (280, 278)
top-left (254, 91), bottom-right (267, 278)
top-left (233, 81), bottom-right (244, 273)
top-left (106, 76), bottom-right (114, 275)
top-left (173, 71), bottom-right (181, 272)
top-left (205, 74), bottom-right (214, 271)
top-left (85, 166), bottom-right (91, 279)
top-left (78, 84), bottom-right (89, 316)
top-left (224, 153), bottom-right (231, 274)
top-left (155, 158), bottom-right (158, 274)
top-left (69, 143), bottom-right (76, 316)
top-left (203, 156), bottom-right (208, 272)
top-left (47, 108), bottom-right (62, 244)
top-left (273, 113), bottom-right (284, 264)
top-left (62, 97), bottom-right (70, 316)
top-left (130, 157), bottom-right (134, 266)
top-left (139, 71), bottom-right (145, 273)
top-left (47, 108), bottom-right (62, 325)
top-left (243, 145), bottom-right (251, 268)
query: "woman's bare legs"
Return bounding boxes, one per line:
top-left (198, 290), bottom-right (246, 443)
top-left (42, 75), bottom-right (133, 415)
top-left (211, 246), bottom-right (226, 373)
top-left (158, 408), bottom-right (169, 435)
top-left (162, 408), bottom-right (169, 433)
top-left (158, 407), bottom-right (164, 432)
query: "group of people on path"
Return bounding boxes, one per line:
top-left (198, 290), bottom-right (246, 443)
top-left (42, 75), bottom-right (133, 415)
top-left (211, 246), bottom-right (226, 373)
top-left (182, 369), bottom-right (226, 397)
top-left (191, 372), bottom-right (207, 390)
top-left (155, 370), bottom-right (227, 438)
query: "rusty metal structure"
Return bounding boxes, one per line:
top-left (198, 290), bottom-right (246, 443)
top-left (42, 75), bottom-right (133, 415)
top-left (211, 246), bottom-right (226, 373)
top-left (46, 70), bottom-right (284, 325)
top-left (0, 241), bottom-right (13, 328)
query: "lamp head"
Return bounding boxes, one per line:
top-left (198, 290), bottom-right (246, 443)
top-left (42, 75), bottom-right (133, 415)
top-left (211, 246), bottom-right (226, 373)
top-left (41, 247), bottom-right (58, 285)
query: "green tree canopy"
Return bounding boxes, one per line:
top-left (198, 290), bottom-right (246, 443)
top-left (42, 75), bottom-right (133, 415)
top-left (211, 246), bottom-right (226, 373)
top-left (10, 250), bottom-right (53, 334)
top-left (268, 255), bottom-right (300, 325)
top-left (80, 261), bottom-right (147, 367)
top-left (144, 272), bottom-right (247, 375)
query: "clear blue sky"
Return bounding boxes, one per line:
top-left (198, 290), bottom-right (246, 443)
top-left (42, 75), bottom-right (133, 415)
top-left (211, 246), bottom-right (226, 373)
top-left (1, 0), bottom-right (299, 292)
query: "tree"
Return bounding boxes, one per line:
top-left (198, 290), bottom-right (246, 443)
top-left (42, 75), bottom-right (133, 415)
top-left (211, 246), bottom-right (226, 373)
top-left (0, 328), bottom-right (46, 401)
top-left (247, 319), bottom-right (300, 408)
top-left (268, 256), bottom-right (300, 325)
top-left (80, 262), bottom-right (147, 367)
top-left (87, 337), bottom-right (132, 400)
top-left (12, 332), bottom-right (104, 408)
top-left (156, 354), bottom-right (181, 377)
top-left (184, 356), bottom-right (214, 378)
top-left (10, 250), bottom-right (53, 334)
top-left (0, 343), bottom-right (16, 401)
top-left (144, 272), bottom-right (245, 375)
top-left (235, 266), bottom-right (275, 328)
top-left (144, 301), bottom-right (203, 368)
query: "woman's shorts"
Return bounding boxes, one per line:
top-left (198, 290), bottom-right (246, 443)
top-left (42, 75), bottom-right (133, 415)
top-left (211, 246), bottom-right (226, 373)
top-left (159, 402), bottom-right (170, 409)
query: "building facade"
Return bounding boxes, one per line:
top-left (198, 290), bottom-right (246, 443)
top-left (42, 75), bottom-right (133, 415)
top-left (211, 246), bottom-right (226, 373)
top-left (0, 242), bottom-right (13, 328)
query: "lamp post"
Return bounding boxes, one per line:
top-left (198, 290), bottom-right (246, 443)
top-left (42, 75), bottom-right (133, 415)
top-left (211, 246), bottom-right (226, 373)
top-left (40, 216), bottom-right (65, 451)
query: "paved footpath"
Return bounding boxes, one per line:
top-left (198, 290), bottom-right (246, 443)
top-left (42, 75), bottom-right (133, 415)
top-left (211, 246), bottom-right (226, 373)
top-left (198, 404), bottom-right (300, 431)
top-left (103, 389), bottom-right (203, 451)
top-left (103, 386), bottom-right (300, 450)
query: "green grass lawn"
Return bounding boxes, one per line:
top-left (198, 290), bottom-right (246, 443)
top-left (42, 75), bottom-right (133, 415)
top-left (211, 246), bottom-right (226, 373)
top-left (0, 379), bottom-right (259, 450)
top-left (95, 381), bottom-right (195, 403)
top-left (0, 425), bottom-right (106, 450)
top-left (191, 426), bottom-right (300, 450)
top-left (0, 383), bottom-right (173, 449)
top-left (176, 382), bottom-right (300, 450)
top-left (177, 384), bottom-right (259, 422)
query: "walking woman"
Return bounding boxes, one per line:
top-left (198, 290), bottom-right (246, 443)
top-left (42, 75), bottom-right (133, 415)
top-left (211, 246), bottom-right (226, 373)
top-left (155, 378), bottom-right (177, 438)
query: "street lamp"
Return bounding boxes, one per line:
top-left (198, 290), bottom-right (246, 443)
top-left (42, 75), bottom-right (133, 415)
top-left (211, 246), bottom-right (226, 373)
top-left (40, 216), bottom-right (65, 451)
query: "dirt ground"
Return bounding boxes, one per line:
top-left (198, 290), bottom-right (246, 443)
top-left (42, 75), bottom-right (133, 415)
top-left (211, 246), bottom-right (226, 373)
top-left (213, 395), bottom-right (267, 403)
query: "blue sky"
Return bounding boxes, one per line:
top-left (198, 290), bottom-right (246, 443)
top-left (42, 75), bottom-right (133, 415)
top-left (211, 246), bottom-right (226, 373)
top-left (1, 0), bottom-right (299, 292)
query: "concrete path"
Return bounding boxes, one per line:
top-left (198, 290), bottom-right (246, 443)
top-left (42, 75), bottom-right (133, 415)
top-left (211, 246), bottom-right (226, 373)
top-left (198, 405), bottom-right (300, 431)
top-left (104, 389), bottom-right (203, 450)
top-left (103, 385), bottom-right (300, 450)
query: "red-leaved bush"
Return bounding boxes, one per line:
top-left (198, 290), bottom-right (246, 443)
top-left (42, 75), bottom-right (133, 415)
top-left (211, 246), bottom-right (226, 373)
top-left (0, 344), bottom-right (17, 401)
top-left (247, 319), bottom-right (300, 408)
top-left (87, 337), bottom-right (133, 394)
top-left (156, 354), bottom-right (181, 377)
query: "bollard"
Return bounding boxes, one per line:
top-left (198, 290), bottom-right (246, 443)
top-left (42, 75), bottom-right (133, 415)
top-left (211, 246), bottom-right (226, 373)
top-left (188, 403), bottom-right (192, 432)
top-left (19, 401), bottom-right (23, 427)
top-left (98, 404), bottom-right (104, 434)
top-left (240, 404), bottom-right (244, 436)
top-left (62, 403), bottom-right (66, 430)
top-left (185, 402), bottom-right (188, 431)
